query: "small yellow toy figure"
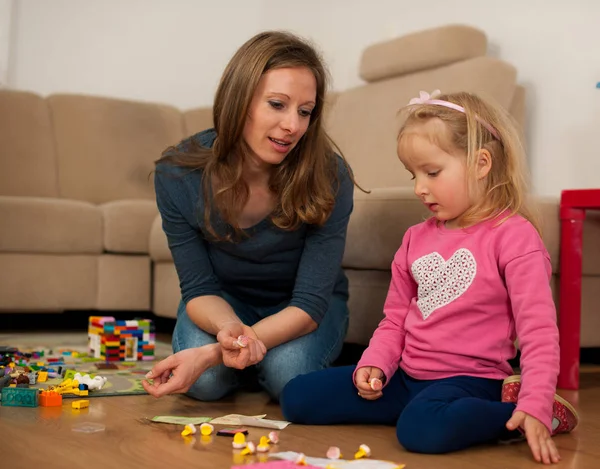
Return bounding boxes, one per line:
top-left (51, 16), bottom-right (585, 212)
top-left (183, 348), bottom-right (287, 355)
top-left (354, 444), bottom-right (371, 459)
top-left (200, 423), bottom-right (214, 436)
top-left (240, 442), bottom-right (256, 456)
top-left (232, 432), bottom-right (247, 449)
top-left (256, 436), bottom-right (270, 453)
top-left (181, 424), bottom-right (196, 437)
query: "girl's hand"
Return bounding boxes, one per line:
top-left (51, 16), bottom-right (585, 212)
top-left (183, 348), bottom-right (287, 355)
top-left (506, 411), bottom-right (561, 464)
top-left (142, 345), bottom-right (220, 397)
top-left (216, 322), bottom-right (267, 370)
top-left (354, 366), bottom-right (385, 400)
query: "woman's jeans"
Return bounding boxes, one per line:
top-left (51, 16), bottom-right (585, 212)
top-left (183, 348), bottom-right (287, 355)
top-left (172, 293), bottom-right (349, 401)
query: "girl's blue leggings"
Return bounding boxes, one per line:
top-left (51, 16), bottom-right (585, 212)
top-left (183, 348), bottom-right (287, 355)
top-left (280, 365), bottom-right (519, 454)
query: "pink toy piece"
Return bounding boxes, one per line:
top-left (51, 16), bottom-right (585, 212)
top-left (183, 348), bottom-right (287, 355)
top-left (369, 378), bottom-right (383, 391)
top-left (326, 446), bottom-right (341, 459)
top-left (236, 335), bottom-right (249, 348)
top-left (268, 431), bottom-right (279, 444)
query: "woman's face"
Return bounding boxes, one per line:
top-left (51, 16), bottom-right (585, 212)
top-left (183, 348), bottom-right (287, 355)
top-left (242, 67), bottom-right (317, 171)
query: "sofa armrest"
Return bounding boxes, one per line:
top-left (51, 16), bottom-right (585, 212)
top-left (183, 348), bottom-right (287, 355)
top-left (149, 214), bottom-right (172, 262)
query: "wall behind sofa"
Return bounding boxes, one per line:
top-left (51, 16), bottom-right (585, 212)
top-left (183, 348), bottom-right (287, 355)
top-left (7, 0), bottom-right (266, 107)
top-left (7, 0), bottom-right (600, 197)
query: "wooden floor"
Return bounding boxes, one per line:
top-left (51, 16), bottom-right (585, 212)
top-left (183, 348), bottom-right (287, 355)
top-left (1, 370), bottom-right (599, 468)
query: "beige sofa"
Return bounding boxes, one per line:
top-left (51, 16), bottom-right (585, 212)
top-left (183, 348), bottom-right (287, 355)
top-left (2, 25), bottom-right (599, 348)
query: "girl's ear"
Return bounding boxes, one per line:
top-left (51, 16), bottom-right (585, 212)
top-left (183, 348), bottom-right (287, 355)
top-left (476, 149), bottom-right (492, 179)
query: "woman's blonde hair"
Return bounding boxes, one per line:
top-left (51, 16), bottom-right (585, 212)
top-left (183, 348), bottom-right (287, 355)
top-left (157, 30), bottom-right (357, 241)
top-left (397, 91), bottom-right (540, 234)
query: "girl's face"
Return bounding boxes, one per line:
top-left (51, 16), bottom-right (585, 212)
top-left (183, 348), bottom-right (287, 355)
top-left (398, 119), bottom-right (472, 229)
top-left (242, 67), bottom-right (317, 172)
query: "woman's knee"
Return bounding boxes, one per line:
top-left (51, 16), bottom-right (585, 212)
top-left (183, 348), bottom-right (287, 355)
top-left (258, 349), bottom-right (323, 401)
top-left (184, 366), bottom-right (238, 402)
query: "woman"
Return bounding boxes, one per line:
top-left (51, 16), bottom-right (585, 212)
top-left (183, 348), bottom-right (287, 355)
top-left (142, 30), bottom-right (360, 401)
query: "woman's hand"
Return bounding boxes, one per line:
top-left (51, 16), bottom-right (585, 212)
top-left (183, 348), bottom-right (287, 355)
top-left (354, 366), bottom-right (385, 400)
top-left (216, 322), bottom-right (267, 370)
top-left (142, 344), bottom-right (221, 398)
top-left (506, 411), bottom-right (561, 464)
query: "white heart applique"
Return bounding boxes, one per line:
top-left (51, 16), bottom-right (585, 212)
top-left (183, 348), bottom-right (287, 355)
top-left (411, 248), bottom-right (477, 320)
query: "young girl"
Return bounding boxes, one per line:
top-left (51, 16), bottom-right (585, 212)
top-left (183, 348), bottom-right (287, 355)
top-left (280, 90), bottom-right (579, 464)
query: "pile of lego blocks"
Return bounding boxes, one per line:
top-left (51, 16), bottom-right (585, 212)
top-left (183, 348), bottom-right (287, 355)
top-left (88, 316), bottom-right (155, 362)
top-left (0, 347), bottom-right (67, 390)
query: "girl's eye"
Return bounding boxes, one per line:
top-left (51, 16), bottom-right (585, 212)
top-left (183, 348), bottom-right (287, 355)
top-left (428, 171), bottom-right (440, 177)
top-left (299, 109), bottom-right (313, 118)
top-left (269, 101), bottom-right (284, 109)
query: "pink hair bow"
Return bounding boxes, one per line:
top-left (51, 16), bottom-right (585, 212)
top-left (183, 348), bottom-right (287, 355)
top-left (408, 89), bottom-right (441, 105)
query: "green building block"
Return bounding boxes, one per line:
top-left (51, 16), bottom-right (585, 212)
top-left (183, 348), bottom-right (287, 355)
top-left (64, 369), bottom-right (78, 380)
top-left (0, 387), bottom-right (39, 407)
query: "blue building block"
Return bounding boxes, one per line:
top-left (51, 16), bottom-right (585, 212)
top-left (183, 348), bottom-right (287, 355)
top-left (0, 387), bottom-right (39, 407)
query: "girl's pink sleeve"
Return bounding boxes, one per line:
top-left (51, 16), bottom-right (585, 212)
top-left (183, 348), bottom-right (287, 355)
top-left (354, 229), bottom-right (418, 386)
top-left (501, 230), bottom-right (559, 432)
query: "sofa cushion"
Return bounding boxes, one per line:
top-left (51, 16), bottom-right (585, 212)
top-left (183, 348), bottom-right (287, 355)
top-left (0, 196), bottom-right (102, 254)
top-left (0, 253), bottom-right (98, 311)
top-left (0, 91), bottom-right (59, 197)
top-left (327, 57), bottom-right (517, 190)
top-left (97, 255), bottom-right (151, 310)
top-left (149, 214), bottom-right (172, 262)
top-left (343, 188), bottom-right (428, 270)
top-left (101, 200), bottom-right (158, 253)
top-left (48, 94), bottom-right (185, 204)
top-left (360, 25), bottom-right (487, 83)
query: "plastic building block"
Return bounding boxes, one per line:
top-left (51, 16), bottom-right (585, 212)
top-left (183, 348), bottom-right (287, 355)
top-left (88, 316), bottom-right (155, 362)
top-left (0, 387), bottom-right (39, 407)
top-left (72, 400), bottom-right (89, 410)
top-left (37, 371), bottom-right (48, 382)
top-left (39, 391), bottom-right (62, 407)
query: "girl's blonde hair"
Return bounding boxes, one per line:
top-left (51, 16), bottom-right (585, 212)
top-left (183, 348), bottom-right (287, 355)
top-left (397, 91), bottom-right (540, 234)
top-left (157, 30), bottom-right (358, 241)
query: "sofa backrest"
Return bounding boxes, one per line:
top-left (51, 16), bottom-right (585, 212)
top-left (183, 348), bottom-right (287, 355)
top-left (0, 91), bottom-right (60, 197)
top-left (183, 108), bottom-right (214, 137)
top-left (48, 94), bottom-right (185, 204)
top-left (325, 25), bottom-right (522, 190)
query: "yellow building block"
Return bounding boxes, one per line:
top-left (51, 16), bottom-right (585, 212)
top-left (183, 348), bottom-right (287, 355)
top-left (37, 371), bottom-right (48, 382)
top-left (72, 400), bottom-right (89, 410)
